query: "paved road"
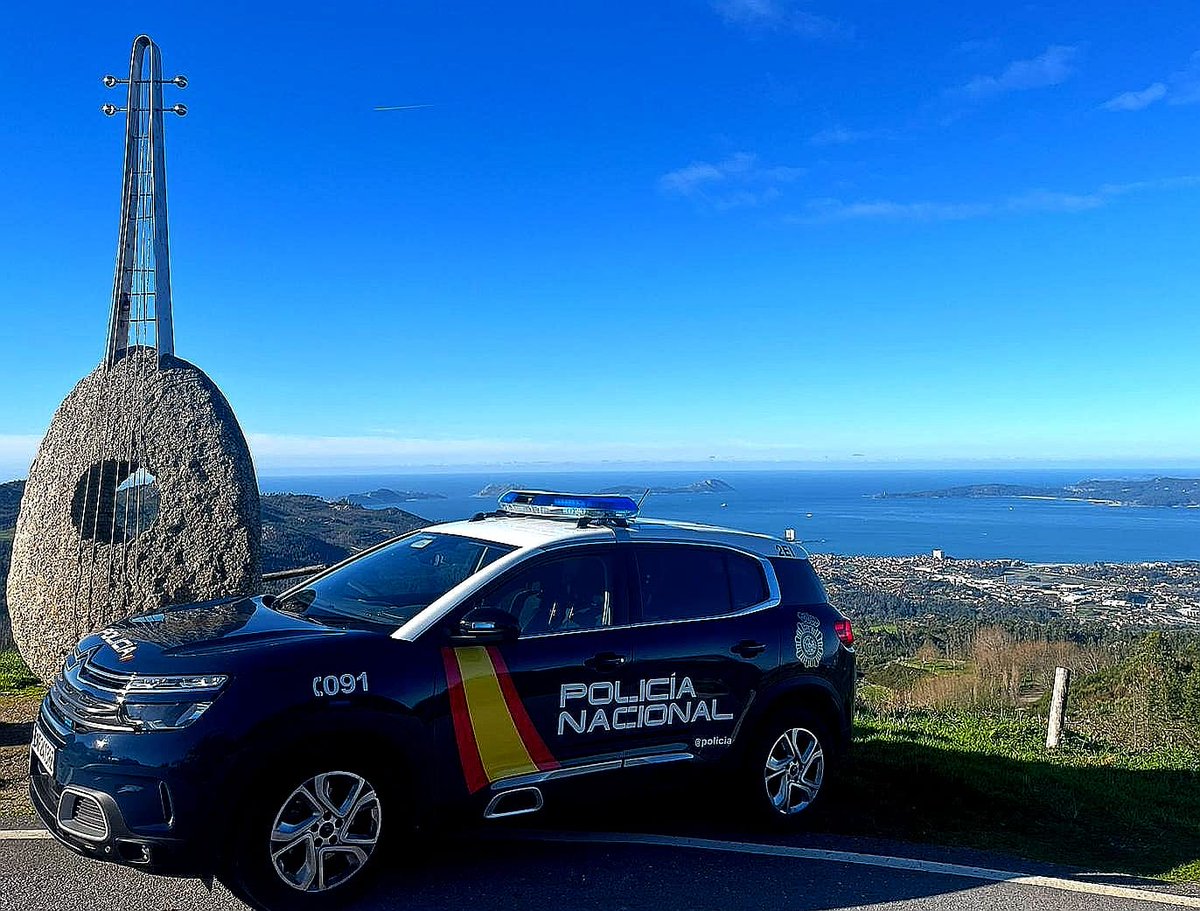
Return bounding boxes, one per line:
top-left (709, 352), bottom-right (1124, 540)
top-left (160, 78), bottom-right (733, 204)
top-left (3, 764), bottom-right (1194, 911)
top-left (2, 827), bottom-right (1198, 911)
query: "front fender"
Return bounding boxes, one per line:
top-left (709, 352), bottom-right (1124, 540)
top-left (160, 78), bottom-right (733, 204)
top-left (204, 700), bottom-right (435, 853)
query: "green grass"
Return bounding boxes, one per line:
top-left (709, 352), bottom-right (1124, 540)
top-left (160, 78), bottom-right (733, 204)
top-left (834, 707), bottom-right (1200, 880)
top-left (0, 649), bottom-right (42, 697)
top-left (864, 661), bottom-right (932, 691)
top-left (897, 657), bottom-right (968, 675)
top-left (866, 623), bottom-right (900, 636)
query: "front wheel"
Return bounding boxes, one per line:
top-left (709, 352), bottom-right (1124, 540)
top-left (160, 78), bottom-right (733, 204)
top-left (744, 709), bottom-right (834, 825)
top-left (223, 763), bottom-right (390, 909)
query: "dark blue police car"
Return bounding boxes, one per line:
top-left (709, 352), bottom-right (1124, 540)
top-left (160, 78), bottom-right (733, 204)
top-left (31, 491), bottom-right (855, 907)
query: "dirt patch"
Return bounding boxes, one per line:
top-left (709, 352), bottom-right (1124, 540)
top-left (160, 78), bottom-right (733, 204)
top-left (0, 691), bottom-right (40, 822)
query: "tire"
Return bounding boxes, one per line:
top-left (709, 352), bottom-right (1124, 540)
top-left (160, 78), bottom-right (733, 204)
top-left (743, 707), bottom-right (835, 827)
top-left (221, 755), bottom-right (395, 910)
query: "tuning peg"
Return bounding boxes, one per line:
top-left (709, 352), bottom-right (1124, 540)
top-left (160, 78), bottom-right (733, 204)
top-left (101, 103), bottom-right (123, 116)
top-left (170, 75), bottom-right (188, 88)
top-left (102, 74), bottom-right (124, 88)
top-left (169, 103), bottom-right (187, 116)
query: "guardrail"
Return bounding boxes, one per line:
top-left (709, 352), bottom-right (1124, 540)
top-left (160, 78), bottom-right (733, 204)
top-left (262, 564), bottom-right (327, 583)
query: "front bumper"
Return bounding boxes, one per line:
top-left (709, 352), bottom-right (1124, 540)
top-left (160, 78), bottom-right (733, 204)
top-left (29, 712), bottom-right (208, 877)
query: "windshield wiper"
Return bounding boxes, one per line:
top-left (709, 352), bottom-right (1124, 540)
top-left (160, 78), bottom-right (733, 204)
top-left (273, 589), bottom-right (316, 614)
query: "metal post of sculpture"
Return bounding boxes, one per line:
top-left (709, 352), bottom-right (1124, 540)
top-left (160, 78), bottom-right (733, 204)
top-left (103, 35), bottom-right (182, 367)
top-left (7, 36), bottom-right (262, 681)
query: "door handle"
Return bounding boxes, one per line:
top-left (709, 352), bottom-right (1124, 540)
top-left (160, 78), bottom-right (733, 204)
top-left (585, 651), bottom-right (628, 671)
top-left (732, 640), bottom-right (767, 658)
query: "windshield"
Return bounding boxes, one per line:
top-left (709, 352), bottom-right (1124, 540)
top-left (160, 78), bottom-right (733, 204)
top-left (275, 532), bottom-right (515, 628)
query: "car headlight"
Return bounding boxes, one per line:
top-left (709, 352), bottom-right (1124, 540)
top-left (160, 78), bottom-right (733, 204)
top-left (119, 674), bottom-right (228, 731)
top-left (125, 674), bottom-right (228, 692)
top-left (121, 700), bottom-right (214, 731)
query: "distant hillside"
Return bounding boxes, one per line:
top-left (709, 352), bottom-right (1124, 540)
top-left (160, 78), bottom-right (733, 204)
top-left (342, 487), bottom-right (445, 506)
top-left (0, 482), bottom-right (19, 645)
top-left (0, 480), bottom-right (23, 530)
top-left (474, 478), bottom-right (735, 498)
top-left (475, 483), bottom-right (519, 498)
top-left (878, 477), bottom-right (1200, 508)
top-left (607, 478), bottom-right (734, 496)
top-left (0, 483), bottom-right (429, 643)
top-left (260, 494), bottom-right (428, 573)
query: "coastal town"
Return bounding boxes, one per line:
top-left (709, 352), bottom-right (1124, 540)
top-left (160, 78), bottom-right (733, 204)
top-left (811, 551), bottom-right (1200, 629)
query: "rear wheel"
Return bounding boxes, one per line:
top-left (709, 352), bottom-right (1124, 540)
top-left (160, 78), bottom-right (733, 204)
top-left (222, 760), bottom-right (393, 909)
top-left (744, 708), bottom-right (834, 825)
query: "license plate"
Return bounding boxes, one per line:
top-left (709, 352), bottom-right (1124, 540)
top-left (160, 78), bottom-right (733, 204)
top-left (30, 725), bottom-right (56, 775)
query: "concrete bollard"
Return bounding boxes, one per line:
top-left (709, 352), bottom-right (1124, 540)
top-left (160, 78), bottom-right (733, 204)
top-left (1046, 666), bottom-right (1071, 749)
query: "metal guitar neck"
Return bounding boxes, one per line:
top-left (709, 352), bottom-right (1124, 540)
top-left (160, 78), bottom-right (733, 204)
top-left (103, 35), bottom-right (186, 368)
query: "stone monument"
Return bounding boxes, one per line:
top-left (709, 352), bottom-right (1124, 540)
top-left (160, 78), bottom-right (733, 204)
top-left (7, 36), bottom-right (261, 681)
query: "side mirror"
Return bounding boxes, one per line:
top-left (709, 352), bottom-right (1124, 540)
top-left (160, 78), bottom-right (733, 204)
top-left (454, 607), bottom-right (520, 642)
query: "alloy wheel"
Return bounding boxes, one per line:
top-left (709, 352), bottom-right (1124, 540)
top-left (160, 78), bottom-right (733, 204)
top-left (269, 770), bottom-right (382, 893)
top-left (763, 727), bottom-right (824, 815)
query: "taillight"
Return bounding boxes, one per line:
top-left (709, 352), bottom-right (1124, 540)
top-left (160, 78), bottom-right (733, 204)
top-left (834, 618), bottom-right (854, 647)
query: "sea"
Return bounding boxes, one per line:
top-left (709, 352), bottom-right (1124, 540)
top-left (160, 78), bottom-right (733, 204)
top-left (257, 468), bottom-right (1200, 565)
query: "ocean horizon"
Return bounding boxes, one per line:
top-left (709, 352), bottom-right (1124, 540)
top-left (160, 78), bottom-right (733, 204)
top-left (257, 467), bottom-right (1200, 565)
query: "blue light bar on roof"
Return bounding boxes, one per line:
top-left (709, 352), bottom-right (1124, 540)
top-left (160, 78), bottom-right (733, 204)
top-left (498, 490), bottom-right (639, 519)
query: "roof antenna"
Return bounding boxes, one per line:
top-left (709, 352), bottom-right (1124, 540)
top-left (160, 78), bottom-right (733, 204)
top-left (636, 488), bottom-right (652, 512)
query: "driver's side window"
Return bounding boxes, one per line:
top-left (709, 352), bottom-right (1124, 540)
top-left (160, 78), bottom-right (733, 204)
top-left (483, 552), bottom-right (622, 636)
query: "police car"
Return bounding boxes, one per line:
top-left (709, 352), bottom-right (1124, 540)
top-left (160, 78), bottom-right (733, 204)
top-left (30, 491), bottom-right (855, 907)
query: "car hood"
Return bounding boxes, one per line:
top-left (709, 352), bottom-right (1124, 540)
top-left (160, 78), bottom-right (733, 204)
top-left (79, 595), bottom-right (359, 672)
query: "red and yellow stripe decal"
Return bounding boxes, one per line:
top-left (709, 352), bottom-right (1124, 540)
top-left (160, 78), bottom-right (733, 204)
top-left (442, 646), bottom-right (558, 793)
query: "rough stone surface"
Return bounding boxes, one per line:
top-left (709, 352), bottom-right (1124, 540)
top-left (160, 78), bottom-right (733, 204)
top-left (7, 350), bottom-right (261, 681)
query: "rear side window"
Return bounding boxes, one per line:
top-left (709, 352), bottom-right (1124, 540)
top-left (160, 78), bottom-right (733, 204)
top-left (635, 545), bottom-right (769, 623)
top-left (769, 558), bottom-right (828, 606)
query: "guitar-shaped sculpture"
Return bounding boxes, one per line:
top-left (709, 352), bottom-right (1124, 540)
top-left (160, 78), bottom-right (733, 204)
top-left (7, 36), bottom-right (261, 681)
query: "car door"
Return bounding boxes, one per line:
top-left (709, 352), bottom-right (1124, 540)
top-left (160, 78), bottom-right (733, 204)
top-left (436, 545), bottom-right (640, 796)
top-left (623, 543), bottom-right (780, 762)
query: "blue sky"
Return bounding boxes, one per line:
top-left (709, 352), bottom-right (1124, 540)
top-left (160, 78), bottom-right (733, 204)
top-left (2, 1), bottom-right (1199, 475)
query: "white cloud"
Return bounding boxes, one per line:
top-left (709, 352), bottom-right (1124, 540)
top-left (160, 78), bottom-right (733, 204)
top-left (0, 430), bottom-right (859, 477)
top-left (950, 45), bottom-right (1079, 100)
top-left (245, 432), bottom-right (854, 471)
top-left (711, 0), bottom-right (848, 39)
top-left (658, 161), bottom-right (728, 195)
top-left (247, 433), bottom-right (562, 468)
top-left (802, 198), bottom-right (989, 222)
top-left (0, 435), bottom-right (39, 479)
top-left (1101, 82), bottom-right (1167, 112)
top-left (1097, 175), bottom-right (1200, 195)
top-left (809, 126), bottom-right (888, 146)
top-left (1167, 51), bottom-right (1200, 106)
top-left (1004, 189), bottom-right (1107, 213)
top-left (797, 175), bottom-right (1200, 223)
top-left (659, 152), bottom-right (805, 210)
top-left (1099, 50), bottom-right (1200, 112)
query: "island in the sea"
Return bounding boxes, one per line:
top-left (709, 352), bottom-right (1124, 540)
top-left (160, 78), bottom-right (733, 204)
top-left (474, 478), bottom-right (734, 498)
top-left (877, 477), bottom-right (1200, 508)
top-left (604, 478), bottom-right (734, 496)
top-left (342, 488), bottom-right (446, 506)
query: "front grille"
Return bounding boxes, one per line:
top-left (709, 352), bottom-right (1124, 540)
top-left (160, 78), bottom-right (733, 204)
top-left (45, 651), bottom-right (134, 733)
top-left (58, 790), bottom-right (110, 840)
top-left (77, 660), bottom-right (130, 693)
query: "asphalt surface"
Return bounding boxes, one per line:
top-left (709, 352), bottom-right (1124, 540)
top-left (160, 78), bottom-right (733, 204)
top-left (3, 825), bottom-right (1199, 911)
top-left (3, 736), bottom-right (1195, 911)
